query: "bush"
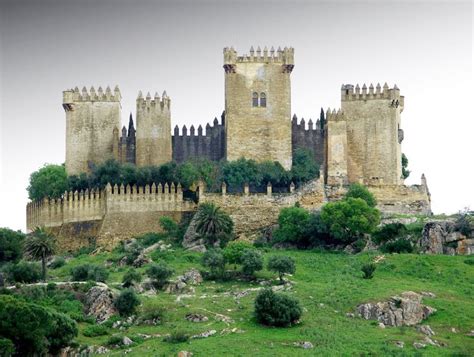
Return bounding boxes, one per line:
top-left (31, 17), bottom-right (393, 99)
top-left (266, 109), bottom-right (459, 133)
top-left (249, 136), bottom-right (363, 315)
top-left (82, 324), bottom-right (108, 337)
top-left (163, 330), bottom-right (189, 344)
top-left (136, 232), bottom-right (166, 247)
top-left (0, 228), bottom-right (25, 265)
top-left (106, 334), bottom-right (124, 346)
top-left (267, 255), bottom-right (296, 283)
top-left (201, 249), bottom-right (226, 279)
top-left (372, 223), bottom-right (407, 244)
top-left (464, 258), bottom-right (474, 266)
top-left (223, 241), bottom-right (255, 267)
top-left (361, 263), bottom-right (376, 279)
top-left (321, 197), bottom-right (380, 244)
top-left (3, 261), bottom-right (41, 283)
top-left (139, 300), bottom-right (165, 323)
top-left (291, 148), bottom-right (319, 185)
top-left (159, 216), bottom-right (179, 240)
top-left (402, 153), bottom-right (410, 179)
top-left (27, 164), bottom-right (69, 201)
top-left (71, 264), bottom-right (109, 282)
top-left (254, 289), bottom-right (302, 327)
top-left (455, 211), bottom-right (472, 237)
top-left (303, 212), bottom-right (331, 247)
top-left (380, 238), bottom-right (413, 253)
top-left (0, 337), bottom-right (15, 356)
top-left (146, 263), bottom-right (173, 289)
top-left (49, 256), bottom-right (66, 269)
top-left (0, 295), bottom-right (77, 355)
top-left (114, 289), bottom-right (140, 317)
top-left (345, 183), bottom-right (377, 207)
top-left (122, 269), bottom-right (142, 288)
top-left (241, 249), bottom-right (263, 277)
top-left (273, 206), bottom-right (310, 246)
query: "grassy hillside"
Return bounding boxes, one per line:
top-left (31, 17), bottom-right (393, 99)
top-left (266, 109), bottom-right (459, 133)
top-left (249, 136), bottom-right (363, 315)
top-left (48, 248), bottom-right (474, 356)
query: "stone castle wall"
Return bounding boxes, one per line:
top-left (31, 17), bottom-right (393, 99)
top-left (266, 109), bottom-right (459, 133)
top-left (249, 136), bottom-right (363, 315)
top-left (291, 115), bottom-right (325, 166)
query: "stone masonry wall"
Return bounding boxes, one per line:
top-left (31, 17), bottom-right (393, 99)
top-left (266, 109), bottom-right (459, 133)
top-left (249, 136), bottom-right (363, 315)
top-left (291, 115), bottom-right (325, 166)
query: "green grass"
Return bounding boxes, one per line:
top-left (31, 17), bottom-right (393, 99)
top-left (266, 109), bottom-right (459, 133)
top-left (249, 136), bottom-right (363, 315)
top-left (48, 248), bottom-right (474, 356)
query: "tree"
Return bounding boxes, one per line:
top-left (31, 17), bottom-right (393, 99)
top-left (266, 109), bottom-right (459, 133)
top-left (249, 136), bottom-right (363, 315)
top-left (194, 203), bottom-right (234, 247)
top-left (320, 198), bottom-right (381, 244)
top-left (223, 240), bottom-right (255, 268)
top-left (0, 228), bottom-right (25, 265)
top-left (146, 263), bottom-right (173, 289)
top-left (402, 153), bottom-right (410, 179)
top-left (114, 289), bottom-right (140, 316)
top-left (303, 212), bottom-right (331, 248)
top-left (222, 158), bottom-right (262, 189)
top-left (27, 164), bottom-right (68, 201)
top-left (345, 183), bottom-right (377, 207)
top-left (0, 295), bottom-right (77, 355)
top-left (273, 206), bottom-right (310, 245)
top-left (254, 289), bottom-right (302, 327)
top-left (290, 148), bottom-right (319, 184)
top-left (257, 161), bottom-right (289, 188)
top-left (24, 227), bottom-right (57, 282)
top-left (267, 255), bottom-right (296, 283)
top-left (201, 249), bottom-right (225, 278)
top-left (241, 249), bottom-right (263, 277)
top-left (3, 261), bottom-right (42, 283)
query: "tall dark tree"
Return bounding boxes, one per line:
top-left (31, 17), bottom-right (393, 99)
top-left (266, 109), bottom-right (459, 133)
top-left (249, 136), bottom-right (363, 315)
top-left (24, 227), bottom-right (57, 282)
top-left (194, 203), bottom-right (234, 246)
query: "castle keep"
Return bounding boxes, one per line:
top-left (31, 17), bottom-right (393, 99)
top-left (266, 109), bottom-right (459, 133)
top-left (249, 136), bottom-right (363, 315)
top-left (28, 46), bottom-right (431, 249)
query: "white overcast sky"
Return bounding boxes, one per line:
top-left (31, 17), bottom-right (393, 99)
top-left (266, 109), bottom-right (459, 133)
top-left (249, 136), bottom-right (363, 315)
top-left (0, 0), bottom-right (473, 231)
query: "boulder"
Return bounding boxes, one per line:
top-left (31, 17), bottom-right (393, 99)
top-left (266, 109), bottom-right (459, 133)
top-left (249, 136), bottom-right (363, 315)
top-left (185, 313), bottom-right (209, 322)
top-left (293, 341), bottom-right (314, 349)
top-left (122, 336), bottom-right (133, 346)
top-left (182, 269), bottom-right (203, 285)
top-left (357, 291), bottom-right (436, 327)
top-left (132, 253), bottom-right (150, 267)
top-left (191, 329), bottom-right (217, 339)
top-left (419, 221), bottom-right (473, 255)
top-left (417, 325), bottom-right (435, 336)
top-left (84, 286), bottom-right (117, 323)
top-left (182, 216), bottom-right (207, 252)
top-left (178, 352), bottom-right (193, 357)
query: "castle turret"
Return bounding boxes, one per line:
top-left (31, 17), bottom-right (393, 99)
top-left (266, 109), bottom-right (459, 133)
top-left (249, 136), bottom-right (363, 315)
top-left (340, 82), bottom-right (404, 185)
top-left (63, 85), bottom-right (122, 175)
top-left (135, 90), bottom-right (172, 167)
top-left (223, 46), bottom-right (294, 170)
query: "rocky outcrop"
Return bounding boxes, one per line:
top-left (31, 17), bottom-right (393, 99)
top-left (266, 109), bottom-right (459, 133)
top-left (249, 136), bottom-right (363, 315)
top-left (166, 269), bottom-right (203, 294)
top-left (420, 221), bottom-right (474, 255)
top-left (84, 286), bottom-right (117, 323)
top-left (357, 291), bottom-right (436, 327)
top-left (182, 215), bottom-right (207, 252)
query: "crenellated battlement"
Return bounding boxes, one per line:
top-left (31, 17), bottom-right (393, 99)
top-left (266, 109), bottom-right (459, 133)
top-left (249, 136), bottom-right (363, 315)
top-left (63, 85), bottom-right (121, 104)
top-left (223, 46), bottom-right (294, 65)
top-left (341, 83), bottom-right (404, 106)
top-left (326, 108), bottom-right (345, 121)
top-left (136, 91), bottom-right (170, 111)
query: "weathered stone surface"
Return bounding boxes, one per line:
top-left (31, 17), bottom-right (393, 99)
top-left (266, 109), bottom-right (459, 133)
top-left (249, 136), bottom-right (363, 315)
top-left (357, 291), bottom-right (436, 327)
top-left (191, 329), bottom-right (217, 339)
top-left (122, 336), bottom-right (133, 346)
top-left (293, 341), bottom-right (314, 349)
top-left (182, 269), bottom-right (203, 285)
top-left (177, 351), bottom-right (193, 357)
top-left (419, 221), bottom-right (473, 255)
top-left (84, 286), bottom-right (117, 323)
top-left (185, 313), bottom-right (209, 322)
top-left (417, 325), bottom-right (435, 336)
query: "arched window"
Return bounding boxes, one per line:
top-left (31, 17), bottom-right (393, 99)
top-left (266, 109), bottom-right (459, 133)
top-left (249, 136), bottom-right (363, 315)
top-left (252, 92), bottom-right (259, 107)
top-left (260, 92), bottom-right (266, 107)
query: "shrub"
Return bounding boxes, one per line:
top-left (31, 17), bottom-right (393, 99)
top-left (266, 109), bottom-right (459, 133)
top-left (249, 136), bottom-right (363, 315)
top-left (241, 249), bottom-right (263, 277)
top-left (0, 295), bottom-right (77, 355)
top-left (82, 324), bottom-right (108, 337)
top-left (345, 183), bottom-right (377, 207)
top-left (222, 158), bottom-right (262, 189)
top-left (71, 264), bottom-right (109, 282)
top-left (372, 223), bottom-right (407, 244)
top-left (106, 334), bottom-right (124, 346)
top-left (267, 255), bottom-right (296, 283)
top-left (201, 249), bottom-right (225, 279)
top-left (3, 261), bottom-right (41, 283)
top-left (321, 198), bottom-right (381, 244)
top-left (27, 164), bottom-right (68, 201)
top-left (159, 216), bottom-right (179, 240)
top-left (137, 232), bottom-right (166, 247)
top-left (223, 241), bottom-right (255, 267)
top-left (464, 258), bottom-right (474, 266)
top-left (114, 289), bottom-right (140, 317)
top-left (291, 148), bottom-right (319, 185)
top-left (303, 211), bottom-right (331, 248)
top-left (402, 153), bottom-right (410, 179)
top-left (0, 337), bottom-right (15, 356)
top-left (49, 256), bottom-right (66, 269)
top-left (254, 289), bottom-right (302, 327)
top-left (163, 330), bottom-right (189, 343)
top-left (273, 206), bottom-right (310, 246)
top-left (0, 228), bottom-right (25, 265)
top-left (146, 263), bottom-right (173, 289)
top-left (455, 211), bottom-right (472, 237)
top-left (122, 269), bottom-right (142, 288)
top-left (194, 203), bottom-right (234, 247)
top-left (139, 300), bottom-right (165, 323)
top-left (380, 238), bottom-right (413, 253)
top-left (361, 263), bottom-right (376, 279)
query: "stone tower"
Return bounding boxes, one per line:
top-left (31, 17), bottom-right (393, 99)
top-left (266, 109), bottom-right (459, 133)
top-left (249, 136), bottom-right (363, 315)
top-left (63, 86), bottom-right (122, 175)
top-left (223, 46), bottom-right (294, 170)
top-left (340, 83), bottom-right (404, 185)
top-left (135, 91), bottom-right (172, 167)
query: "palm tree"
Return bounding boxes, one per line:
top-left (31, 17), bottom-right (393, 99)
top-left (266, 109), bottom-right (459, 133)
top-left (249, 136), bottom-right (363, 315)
top-left (24, 227), bottom-right (57, 282)
top-left (195, 203), bottom-right (234, 246)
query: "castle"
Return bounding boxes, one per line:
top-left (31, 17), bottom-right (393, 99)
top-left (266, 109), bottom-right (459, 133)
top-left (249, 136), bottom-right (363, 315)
top-left (27, 47), bottom-right (431, 250)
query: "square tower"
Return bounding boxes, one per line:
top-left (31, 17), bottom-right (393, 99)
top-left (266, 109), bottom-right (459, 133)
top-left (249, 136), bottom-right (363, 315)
top-left (223, 46), bottom-right (294, 170)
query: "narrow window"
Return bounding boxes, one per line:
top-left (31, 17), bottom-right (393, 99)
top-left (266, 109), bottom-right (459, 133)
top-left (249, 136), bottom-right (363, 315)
top-left (252, 92), bottom-right (258, 107)
top-left (260, 92), bottom-right (266, 107)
